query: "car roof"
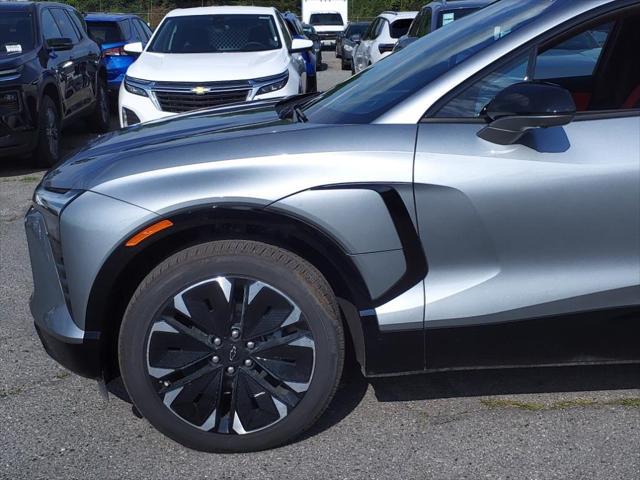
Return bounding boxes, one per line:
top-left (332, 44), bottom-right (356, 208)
top-left (427, 0), bottom-right (496, 10)
top-left (379, 11), bottom-right (419, 21)
top-left (85, 13), bottom-right (141, 22)
top-left (165, 6), bottom-right (276, 18)
top-left (0, 1), bottom-right (68, 10)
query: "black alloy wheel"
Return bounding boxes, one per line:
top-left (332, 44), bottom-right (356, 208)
top-left (147, 277), bottom-right (316, 434)
top-left (119, 240), bottom-right (344, 452)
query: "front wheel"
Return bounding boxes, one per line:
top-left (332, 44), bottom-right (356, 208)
top-left (90, 76), bottom-right (111, 133)
top-left (118, 240), bottom-right (344, 452)
top-left (32, 95), bottom-right (60, 168)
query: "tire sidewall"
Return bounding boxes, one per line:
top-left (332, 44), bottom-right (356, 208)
top-left (35, 96), bottom-right (60, 168)
top-left (119, 245), bottom-right (342, 452)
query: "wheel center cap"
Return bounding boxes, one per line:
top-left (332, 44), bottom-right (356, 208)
top-left (228, 345), bottom-right (238, 362)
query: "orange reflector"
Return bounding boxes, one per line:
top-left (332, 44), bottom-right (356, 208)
top-left (126, 220), bottom-right (173, 247)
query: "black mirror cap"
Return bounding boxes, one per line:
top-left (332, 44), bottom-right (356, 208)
top-left (46, 37), bottom-right (74, 51)
top-left (484, 81), bottom-right (577, 120)
top-left (478, 82), bottom-right (577, 145)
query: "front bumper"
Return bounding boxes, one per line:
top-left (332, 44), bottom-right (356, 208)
top-left (25, 207), bottom-right (102, 378)
top-left (0, 87), bottom-right (37, 158)
top-left (119, 71), bottom-right (300, 127)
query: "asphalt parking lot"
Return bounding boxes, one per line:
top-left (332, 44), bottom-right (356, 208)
top-left (1, 53), bottom-right (639, 480)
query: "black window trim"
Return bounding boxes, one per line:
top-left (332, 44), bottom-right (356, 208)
top-left (420, 0), bottom-right (640, 124)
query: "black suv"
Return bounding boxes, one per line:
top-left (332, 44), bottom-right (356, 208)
top-left (0, 1), bottom-right (110, 167)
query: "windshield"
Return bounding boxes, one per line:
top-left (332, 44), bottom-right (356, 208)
top-left (0, 12), bottom-right (35, 55)
top-left (87, 21), bottom-right (124, 44)
top-left (303, 0), bottom-right (556, 124)
top-left (346, 23), bottom-right (368, 36)
top-left (309, 13), bottom-right (344, 26)
top-left (148, 14), bottom-right (281, 53)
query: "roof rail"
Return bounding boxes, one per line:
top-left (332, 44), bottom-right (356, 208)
top-left (380, 11), bottom-right (399, 15)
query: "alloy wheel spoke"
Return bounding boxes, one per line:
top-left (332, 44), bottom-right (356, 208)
top-left (158, 357), bottom-right (220, 394)
top-left (161, 313), bottom-right (212, 347)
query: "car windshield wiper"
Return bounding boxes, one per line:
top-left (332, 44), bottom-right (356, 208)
top-left (275, 92), bottom-right (321, 122)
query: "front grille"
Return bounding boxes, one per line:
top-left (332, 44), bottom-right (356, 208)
top-left (318, 32), bottom-right (338, 41)
top-left (154, 89), bottom-right (250, 113)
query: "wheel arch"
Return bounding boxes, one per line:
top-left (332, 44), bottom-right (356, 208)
top-left (88, 205), bottom-right (372, 383)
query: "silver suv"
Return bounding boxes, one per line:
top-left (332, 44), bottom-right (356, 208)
top-left (26, 0), bottom-right (640, 452)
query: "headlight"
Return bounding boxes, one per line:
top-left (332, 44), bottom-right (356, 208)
top-left (256, 71), bottom-right (289, 96)
top-left (344, 44), bottom-right (353, 52)
top-left (124, 76), bottom-right (151, 97)
top-left (32, 186), bottom-right (83, 241)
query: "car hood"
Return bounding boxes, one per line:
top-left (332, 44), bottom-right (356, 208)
top-left (43, 100), bottom-right (319, 192)
top-left (127, 49), bottom-right (290, 82)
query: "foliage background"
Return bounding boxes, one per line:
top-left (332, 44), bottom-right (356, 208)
top-left (49, 0), bottom-right (426, 25)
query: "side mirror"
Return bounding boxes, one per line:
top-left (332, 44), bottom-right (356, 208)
top-left (46, 37), bottom-right (74, 51)
top-left (290, 38), bottom-right (314, 53)
top-left (124, 42), bottom-right (144, 54)
top-left (478, 82), bottom-right (576, 145)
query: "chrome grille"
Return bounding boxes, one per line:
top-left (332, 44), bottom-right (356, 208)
top-left (152, 81), bottom-right (251, 113)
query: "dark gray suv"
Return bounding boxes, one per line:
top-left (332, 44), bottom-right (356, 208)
top-left (26, 0), bottom-right (640, 452)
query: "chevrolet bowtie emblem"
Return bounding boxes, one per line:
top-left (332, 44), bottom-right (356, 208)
top-left (192, 86), bottom-right (210, 95)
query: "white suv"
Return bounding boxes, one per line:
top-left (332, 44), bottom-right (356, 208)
top-left (353, 11), bottom-right (417, 74)
top-left (119, 6), bottom-right (313, 127)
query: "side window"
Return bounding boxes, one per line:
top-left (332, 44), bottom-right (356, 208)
top-left (69, 9), bottom-right (86, 38)
top-left (284, 18), bottom-right (297, 37)
top-left (51, 8), bottom-right (80, 43)
top-left (138, 19), bottom-right (153, 40)
top-left (373, 19), bottom-right (385, 39)
top-left (136, 19), bottom-right (152, 41)
top-left (275, 13), bottom-right (292, 49)
top-left (418, 8), bottom-right (433, 37)
top-left (132, 19), bottom-right (147, 42)
top-left (407, 12), bottom-right (423, 38)
top-left (120, 20), bottom-right (133, 41)
top-left (365, 19), bottom-right (379, 40)
top-left (41, 9), bottom-right (62, 40)
top-left (435, 17), bottom-right (620, 118)
top-left (436, 53), bottom-right (529, 118)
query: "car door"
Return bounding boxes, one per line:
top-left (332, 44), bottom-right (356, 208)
top-left (50, 8), bottom-right (91, 115)
top-left (41, 8), bottom-right (76, 117)
top-left (359, 18), bottom-right (380, 68)
top-left (413, 11), bottom-right (640, 339)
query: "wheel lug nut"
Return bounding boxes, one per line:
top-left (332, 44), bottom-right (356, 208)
top-left (244, 359), bottom-right (253, 367)
top-left (246, 341), bottom-right (255, 349)
top-left (213, 337), bottom-right (222, 346)
top-left (211, 356), bottom-right (220, 364)
top-left (231, 329), bottom-right (241, 339)
top-left (227, 366), bottom-right (236, 374)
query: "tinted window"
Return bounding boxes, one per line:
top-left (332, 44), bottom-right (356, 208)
top-left (302, 0), bottom-right (555, 124)
top-left (134, 19), bottom-right (152, 41)
top-left (87, 21), bottom-right (124, 43)
top-left (0, 11), bottom-right (35, 54)
top-left (276, 13), bottom-right (293, 49)
top-left (51, 9), bottom-right (80, 42)
top-left (437, 21), bottom-right (615, 117)
top-left (69, 10), bottom-right (87, 38)
top-left (437, 8), bottom-right (481, 28)
top-left (119, 19), bottom-right (133, 40)
top-left (371, 18), bottom-right (384, 39)
top-left (149, 14), bottom-right (282, 53)
top-left (389, 19), bottom-right (414, 39)
top-left (309, 13), bottom-right (343, 26)
top-left (41, 10), bottom-right (62, 41)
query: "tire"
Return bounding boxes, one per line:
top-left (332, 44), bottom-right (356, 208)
top-left (306, 74), bottom-right (317, 94)
top-left (32, 95), bottom-right (60, 168)
top-left (118, 240), bottom-right (344, 452)
top-left (90, 76), bottom-right (111, 133)
top-left (335, 45), bottom-right (341, 58)
top-left (341, 57), bottom-right (350, 71)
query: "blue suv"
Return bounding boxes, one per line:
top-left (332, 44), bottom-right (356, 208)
top-left (85, 13), bottom-right (153, 94)
top-left (282, 11), bottom-right (318, 92)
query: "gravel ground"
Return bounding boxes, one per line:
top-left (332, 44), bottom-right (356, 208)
top-left (1, 53), bottom-right (639, 480)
